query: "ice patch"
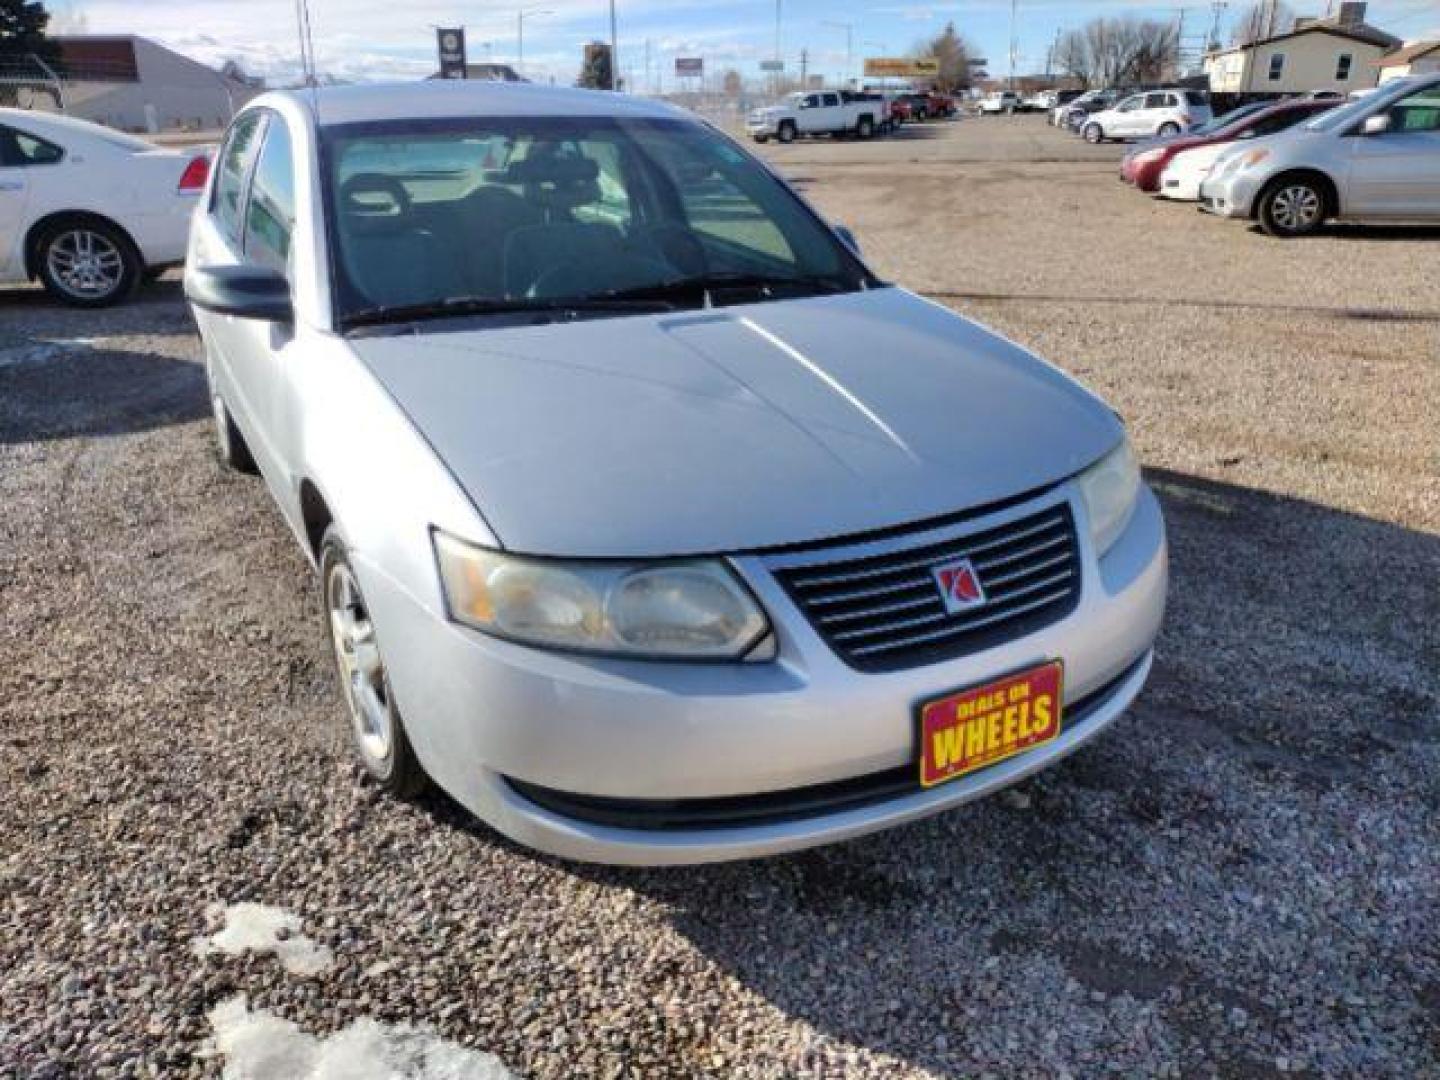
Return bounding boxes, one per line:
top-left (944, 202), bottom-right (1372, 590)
top-left (193, 903), bottom-right (334, 977)
top-left (208, 995), bottom-right (516, 1080)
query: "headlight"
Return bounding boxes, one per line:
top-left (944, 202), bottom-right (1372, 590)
top-left (1236, 148), bottom-right (1270, 172)
top-left (1076, 439), bottom-right (1141, 556)
top-left (433, 531), bottom-right (771, 660)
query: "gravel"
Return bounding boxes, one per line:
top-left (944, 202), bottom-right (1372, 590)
top-left (2, 116), bottom-right (1437, 1078)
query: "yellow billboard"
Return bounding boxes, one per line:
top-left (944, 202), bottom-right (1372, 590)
top-left (863, 57), bottom-right (940, 78)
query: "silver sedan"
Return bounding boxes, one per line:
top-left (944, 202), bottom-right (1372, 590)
top-left (185, 81), bottom-right (1167, 865)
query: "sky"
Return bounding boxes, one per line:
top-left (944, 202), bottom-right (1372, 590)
top-left (45, 0), bottom-right (1440, 90)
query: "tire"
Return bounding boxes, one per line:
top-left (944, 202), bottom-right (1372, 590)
top-left (1158, 122), bottom-right (1181, 138)
top-left (753, 134), bottom-right (769, 144)
top-left (34, 218), bottom-right (140, 308)
top-left (778, 121), bottom-right (796, 144)
top-left (1083, 122), bottom-right (1104, 144)
top-left (1258, 176), bottom-right (1328, 238)
top-left (857, 115), bottom-right (874, 140)
top-left (320, 528), bottom-right (428, 798)
top-left (211, 391), bottom-right (258, 474)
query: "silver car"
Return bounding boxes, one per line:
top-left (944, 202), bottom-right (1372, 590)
top-left (185, 82), bottom-right (1167, 865)
top-left (1200, 73), bottom-right (1440, 237)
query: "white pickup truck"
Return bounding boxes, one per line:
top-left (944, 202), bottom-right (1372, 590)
top-left (746, 91), bottom-right (884, 143)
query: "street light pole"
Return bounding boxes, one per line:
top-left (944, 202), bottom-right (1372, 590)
top-left (822, 20), bottom-right (853, 88)
top-left (517, 8), bottom-right (551, 78)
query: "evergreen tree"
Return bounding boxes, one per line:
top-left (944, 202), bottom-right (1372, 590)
top-left (0, 0), bottom-right (54, 59)
top-left (577, 41), bottom-right (614, 90)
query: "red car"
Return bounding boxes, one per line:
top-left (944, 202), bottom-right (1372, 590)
top-left (1121, 99), bottom-right (1336, 193)
top-left (888, 97), bottom-right (914, 124)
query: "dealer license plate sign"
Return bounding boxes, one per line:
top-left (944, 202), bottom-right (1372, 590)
top-left (918, 661), bottom-right (1064, 788)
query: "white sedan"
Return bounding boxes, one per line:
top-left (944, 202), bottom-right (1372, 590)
top-left (1157, 142), bottom-right (1234, 202)
top-left (0, 109), bottom-right (210, 305)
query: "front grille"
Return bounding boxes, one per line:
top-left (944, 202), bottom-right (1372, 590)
top-left (504, 658), bottom-right (1142, 832)
top-left (771, 501), bottom-right (1082, 672)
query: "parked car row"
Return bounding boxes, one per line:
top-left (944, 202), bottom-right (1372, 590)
top-left (1117, 73), bottom-right (1440, 237)
top-left (746, 89), bottom-right (956, 143)
top-left (0, 107), bottom-right (212, 306)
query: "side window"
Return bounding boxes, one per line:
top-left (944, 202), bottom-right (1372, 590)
top-left (212, 113), bottom-right (265, 246)
top-left (0, 126), bottom-right (64, 166)
top-left (803, 94), bottom-right (821, 109)
top-left (243, 117), bottom-right (296, 274)
top-left (823, 93), bottom-right (840, 108)
top-left (1144, 93), bottom-right (1168, 110)
top-left (1119, 96), bottom-right (1141, 113)
top-left (1387, 88), bottom-right (1440, 133)
top-left (1335, 54), bottom-right (1353, 81)
top-left (1268, 53), bottom-right (1285, 81)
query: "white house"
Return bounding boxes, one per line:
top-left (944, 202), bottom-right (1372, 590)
top-left (1204, 3), bottom-right (1399, 95)
top-left (1377, 41), bottom-right (1440, 85)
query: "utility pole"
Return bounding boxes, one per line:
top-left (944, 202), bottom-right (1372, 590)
top-left (609, 0), bottom-right (619, 91)
top-left (1008, 0), bottom-right (1019, 90)
top-left (1175, 8), bottom-right (1187, 78)
top-left (1207, 1), bottom-right (1227, 52)
top-left (800, 47), bottom-right (808, 89)
top-left (773, 0), bottom-right (782, 95)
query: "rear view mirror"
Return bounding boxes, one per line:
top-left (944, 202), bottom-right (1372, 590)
top-left (834, 225), bottom-right (861, 255)
top-left (185, 265), bottom-right (293, 322)
top-left (1360, 113), bottom-right (1392, 136)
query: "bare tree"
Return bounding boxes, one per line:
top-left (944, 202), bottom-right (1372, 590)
top-left (1053, 16), bottom-right (1178, 89)
top-left (1230, 1), bottom-right (1295, 46)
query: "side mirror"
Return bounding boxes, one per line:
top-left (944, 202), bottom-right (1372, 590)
top-left (185, 264), bottom-right (293, 322)
top-left (1360, 113), bottom-right (1391, 136)
top-left (834, 225), bottom-right (861, 255)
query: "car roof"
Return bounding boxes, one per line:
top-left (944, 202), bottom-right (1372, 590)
top-left (260, 80), bottom-right (693, 128)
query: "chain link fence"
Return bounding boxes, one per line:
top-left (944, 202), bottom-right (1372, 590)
top-left (0, 54), bottom-right (67, 111)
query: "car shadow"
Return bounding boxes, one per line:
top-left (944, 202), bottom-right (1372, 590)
top-left (426, 469), bottom-right (1438, 1074)
top-left (0, 335), bottom-right (207, 444)
top-left (1251, 221), bottom-right (1440, 243)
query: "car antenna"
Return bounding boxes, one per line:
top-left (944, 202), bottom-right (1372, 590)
top-left (294, 0), bottom-right (321, 117)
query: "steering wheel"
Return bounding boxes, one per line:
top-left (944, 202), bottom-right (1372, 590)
top-left (528, 253), bottom-right (676, 301)
top-left (340, 173), bottom-right (413, 218)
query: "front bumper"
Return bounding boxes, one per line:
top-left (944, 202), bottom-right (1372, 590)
top-left (360, 483), bottom-right (1167, 865)
top-left (1198, 173), bottom-right (1260, 218)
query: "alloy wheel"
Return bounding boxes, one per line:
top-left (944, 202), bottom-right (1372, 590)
top-left (45, 228), bottom-right (125, 301)
top-left (1271, 185), bottom-right (1322, 232)
top-left (326, 563), bottom-right (393, 766)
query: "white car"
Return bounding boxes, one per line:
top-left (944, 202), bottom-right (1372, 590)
top-left (979, 91), bottom-right (1020, 115)
top-left (0, 108), bottom-right (210, 305)
top-left (1158, 142), bottom-right (1235, 202)
top-left (1082, 89), bottom-right (1213, 144)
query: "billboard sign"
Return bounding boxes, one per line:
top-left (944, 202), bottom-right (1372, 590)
top-left (675, 57), bottom-right (704, 77)
top-left (759, 59), bottom-right (784, 72)
top-left (437, 28), bottom-right (467, 79)
top-left (862, 57), bottom-right (940, 78)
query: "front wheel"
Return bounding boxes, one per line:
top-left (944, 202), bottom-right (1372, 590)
top-left (321, 529), bottom-right (428, 797)
top-left (35, 220), bottom-right (140, 307)
top-left (1083, 122), bottom-right (1104, 144)
top-left (1258, 178), bottom-right (1327, 238)
top-left (1157, 121), bottom-right (1181, 138)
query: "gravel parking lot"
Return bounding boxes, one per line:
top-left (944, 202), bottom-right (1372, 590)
top-left (2, 115), bottom-right (1437, 1078)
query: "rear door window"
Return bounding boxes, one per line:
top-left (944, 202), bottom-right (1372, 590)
top-left (1145, 93), bottom-right (1169, 110)
top-left (212, 112), bottom-right (265, 247)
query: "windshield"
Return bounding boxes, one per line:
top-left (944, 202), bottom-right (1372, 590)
top-left (321, 116), bottom-right (870, 327)
top-left (1304, 79), bottom-right (1414, 132)
top-left (1194, 101), bottom-right (1269, 135)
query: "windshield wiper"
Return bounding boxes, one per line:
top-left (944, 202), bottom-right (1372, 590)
top-left (593, 271), bottom-right (852, 307)
top-left (342, 294), bottom-right (675, 330)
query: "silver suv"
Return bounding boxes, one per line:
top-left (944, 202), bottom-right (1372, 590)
top-left (1200, 73), bottom-right (1440, 237)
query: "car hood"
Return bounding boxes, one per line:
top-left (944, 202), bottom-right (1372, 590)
top-left (351, 288), bottom-right (1122, 558)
